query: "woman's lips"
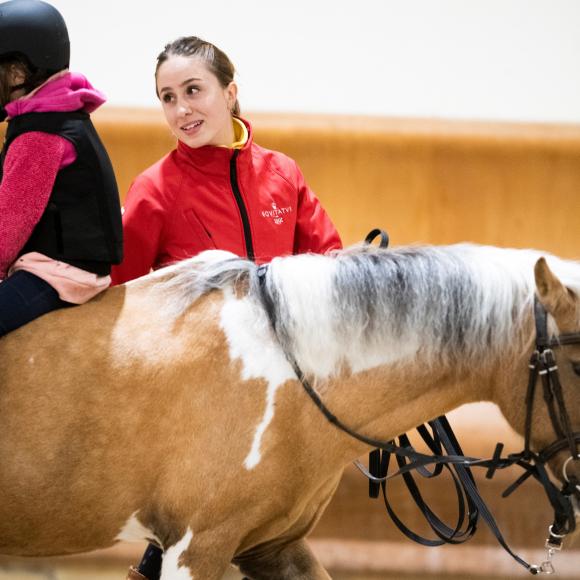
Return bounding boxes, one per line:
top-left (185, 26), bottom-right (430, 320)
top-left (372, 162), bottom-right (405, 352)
top-left (181, 120), bottom-right (203, 134)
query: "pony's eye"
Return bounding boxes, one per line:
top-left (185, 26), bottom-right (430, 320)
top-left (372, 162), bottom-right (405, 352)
top-left (573, 362), bottom-right (580, 377)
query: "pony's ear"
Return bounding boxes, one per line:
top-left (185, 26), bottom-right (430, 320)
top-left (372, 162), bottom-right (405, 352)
top-left (534, 257), bottom-right (578, 331)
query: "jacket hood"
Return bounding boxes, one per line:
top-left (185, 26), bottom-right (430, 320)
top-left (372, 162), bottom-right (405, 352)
top-left (5, 71), bottom-right (106, 118)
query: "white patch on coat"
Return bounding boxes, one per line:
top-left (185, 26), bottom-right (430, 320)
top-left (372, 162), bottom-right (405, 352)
top-left (161, 528), bottom-right (194, 580)
top-left (111, 251), bottom-right (242, 367)
top-left (220, 289), bottom-right (295, 470)
top-left (110, 320), bottom-right (188, 367)
top-left (115, 512), bottom-right (161, 544)
top-left (244, 378), bottom-right (281, 470)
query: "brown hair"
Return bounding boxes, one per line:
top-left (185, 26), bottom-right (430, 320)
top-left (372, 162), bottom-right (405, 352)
top-left (155, 36), bottom-right (240, 116)
top-left (0, 53), bottom-right (54, 108)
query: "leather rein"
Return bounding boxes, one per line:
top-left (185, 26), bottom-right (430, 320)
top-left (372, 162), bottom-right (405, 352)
top-left (255, 231), bottom-right (580, 576)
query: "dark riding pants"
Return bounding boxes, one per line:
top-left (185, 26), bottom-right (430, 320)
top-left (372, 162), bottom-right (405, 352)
top-left (0, 270), bottom-right (71, 337)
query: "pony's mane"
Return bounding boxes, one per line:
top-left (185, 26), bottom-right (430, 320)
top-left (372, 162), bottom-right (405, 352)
top-left (158, 244), bottom-right (580, 375)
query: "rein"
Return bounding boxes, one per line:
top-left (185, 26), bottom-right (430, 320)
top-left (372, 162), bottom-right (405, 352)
top-left (255, 234), bottom-right (580, 576)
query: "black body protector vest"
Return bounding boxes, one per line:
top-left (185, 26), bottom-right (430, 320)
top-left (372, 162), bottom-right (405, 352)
top-left (0, 112), bottom-right (123, 275)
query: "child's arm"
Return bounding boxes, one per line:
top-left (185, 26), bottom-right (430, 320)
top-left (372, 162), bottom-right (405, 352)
top-left (0, 132), bottom-right (68, 279)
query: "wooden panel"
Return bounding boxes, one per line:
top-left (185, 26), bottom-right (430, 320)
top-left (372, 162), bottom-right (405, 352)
top-left (88, 109), bottom-right (580, 258)
top-left (91, 107), bottom-right (176, 194)
top-left (244, 114), bottom-right (580, 258)
top-left (4, 109), bottom-right (577, 256)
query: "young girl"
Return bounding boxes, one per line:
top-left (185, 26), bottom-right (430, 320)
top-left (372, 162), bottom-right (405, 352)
top-left (117, 36), bottom-right (341, 580)
top-left (0, 0), bottom-right (123, 336)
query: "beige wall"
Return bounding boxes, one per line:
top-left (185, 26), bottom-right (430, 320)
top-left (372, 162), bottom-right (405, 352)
top-left (48, 0), bottom-right (580, 124)
top-left (93, 108), bottom-right (580, 259)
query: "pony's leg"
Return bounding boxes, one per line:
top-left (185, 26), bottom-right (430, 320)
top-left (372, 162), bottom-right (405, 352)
top-left (159, 529), bottom-right (233, 580)
top-left (237, 538), bottom-right (331, 580)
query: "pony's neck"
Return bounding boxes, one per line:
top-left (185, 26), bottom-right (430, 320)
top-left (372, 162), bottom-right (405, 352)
top-left (303, 357), bottom-right (491, 464)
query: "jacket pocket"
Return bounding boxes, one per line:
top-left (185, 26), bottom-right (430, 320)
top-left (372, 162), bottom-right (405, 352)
top-left (184, 209), bottom-right (216, 249)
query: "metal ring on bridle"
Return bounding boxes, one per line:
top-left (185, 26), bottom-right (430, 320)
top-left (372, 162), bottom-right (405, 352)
top-left (562, 454), bottom-right (580, 486)
top-left (548, 524), bottom-right (568, 539)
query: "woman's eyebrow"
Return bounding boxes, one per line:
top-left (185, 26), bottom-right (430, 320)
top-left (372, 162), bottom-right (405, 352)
top-left (159, 78), bottom-right (203, 94)
top-left (180, 77), bottom-right (202, 86)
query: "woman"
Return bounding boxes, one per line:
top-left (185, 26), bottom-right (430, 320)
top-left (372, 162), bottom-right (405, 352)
top-left (112, 36), bottom-right (340, 286)
top-left (117, 36), bottom-right (341, 580)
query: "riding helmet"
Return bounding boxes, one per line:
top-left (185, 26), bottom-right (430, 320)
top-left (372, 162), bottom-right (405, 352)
top-left (0, 0), bottom-right (70, 71)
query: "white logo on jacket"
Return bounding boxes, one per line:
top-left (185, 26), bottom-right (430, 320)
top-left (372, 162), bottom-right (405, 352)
top-left (261, 202), bottom-right (293, 225)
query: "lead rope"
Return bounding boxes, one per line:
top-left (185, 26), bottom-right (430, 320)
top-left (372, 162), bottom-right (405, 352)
top-left (363, 231), bottom-right (537, 572)
top-left (361, 417), bottom-right (538, 572)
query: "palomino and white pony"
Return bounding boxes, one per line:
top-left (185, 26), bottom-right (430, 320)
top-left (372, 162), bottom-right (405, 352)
top-left (0, 242), bottom-right (579, 579)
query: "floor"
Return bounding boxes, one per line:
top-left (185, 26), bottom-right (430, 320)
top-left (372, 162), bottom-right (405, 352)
top-left (0, 564), bottom-right (572, 580)
top-left (1, 540), bottom-right (578, 580)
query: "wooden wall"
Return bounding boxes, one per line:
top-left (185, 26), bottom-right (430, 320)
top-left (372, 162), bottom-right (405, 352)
top-left (92, 108), bottom-right (580, 259)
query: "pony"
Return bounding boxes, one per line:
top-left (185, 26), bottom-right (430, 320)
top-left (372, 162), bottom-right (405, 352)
top-left (0, 243), bottom-right (579, 580)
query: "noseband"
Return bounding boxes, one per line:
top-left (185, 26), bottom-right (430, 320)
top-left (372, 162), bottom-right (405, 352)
top-left (256, 243), bottom-right (580, 576)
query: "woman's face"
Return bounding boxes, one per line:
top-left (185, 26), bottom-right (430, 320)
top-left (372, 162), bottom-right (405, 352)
top-left (156, 55), bottom-right (237, 148)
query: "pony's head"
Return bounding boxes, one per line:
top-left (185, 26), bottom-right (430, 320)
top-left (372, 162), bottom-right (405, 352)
top-left (532, 258), bottom-right (580, 511)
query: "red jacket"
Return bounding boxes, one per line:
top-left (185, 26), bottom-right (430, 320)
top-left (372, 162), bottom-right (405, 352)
top-left (111, 118), bottom-right (341, 284)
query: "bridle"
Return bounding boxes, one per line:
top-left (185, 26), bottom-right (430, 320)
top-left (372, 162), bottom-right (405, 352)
top-left (515, 297), bottom-right (580, 573)
top-left (526, 298), bottom-right (580, 474)
top-left (255, 233), bottom-right (580, 576)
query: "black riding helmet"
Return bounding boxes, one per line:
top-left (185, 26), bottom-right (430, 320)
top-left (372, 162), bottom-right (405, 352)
top-left (0, 0), bottom-right (69, 72)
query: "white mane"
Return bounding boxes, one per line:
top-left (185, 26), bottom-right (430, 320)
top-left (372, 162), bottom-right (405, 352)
top-left (157, 244), bottom-right (580, 377)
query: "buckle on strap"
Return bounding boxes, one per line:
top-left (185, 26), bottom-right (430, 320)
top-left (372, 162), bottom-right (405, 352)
top-left (562, 454), bottom-right (580, 492)
top-left (529, 525), bottom-right (568, 575)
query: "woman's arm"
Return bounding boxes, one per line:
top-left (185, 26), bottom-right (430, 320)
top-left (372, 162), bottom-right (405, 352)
top-left (292, 162), bottom-right (342, 255)
top-left (0, 132), bottom-right (68, 279)
top-left (110, 176), bottom-right (167, 285)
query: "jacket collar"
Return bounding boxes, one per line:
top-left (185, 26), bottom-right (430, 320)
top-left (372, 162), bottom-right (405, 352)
top-left (5, 71), bottom-right (105, 119)
top-left (175, 117), bottom-right (253, 175)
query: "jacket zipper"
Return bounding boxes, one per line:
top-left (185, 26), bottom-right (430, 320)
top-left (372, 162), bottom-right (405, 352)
top-left (229, 149), bottom-right (255, 261)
